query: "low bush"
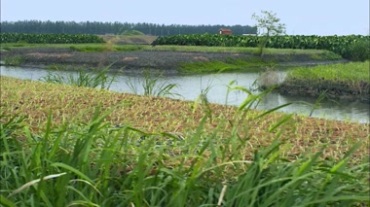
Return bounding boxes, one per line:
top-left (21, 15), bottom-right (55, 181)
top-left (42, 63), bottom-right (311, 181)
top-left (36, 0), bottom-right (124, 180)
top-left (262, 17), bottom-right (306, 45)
top-left (342, 39), bottom-right (370, 61)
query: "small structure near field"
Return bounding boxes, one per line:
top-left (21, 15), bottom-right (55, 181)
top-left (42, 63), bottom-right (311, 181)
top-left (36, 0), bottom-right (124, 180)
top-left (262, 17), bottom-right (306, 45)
top-left (219, 28), bottom-right (232, 35)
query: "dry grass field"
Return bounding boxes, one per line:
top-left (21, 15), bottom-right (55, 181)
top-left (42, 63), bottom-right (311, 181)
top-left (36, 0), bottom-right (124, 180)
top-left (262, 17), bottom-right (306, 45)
top-left (99, 34), bottom-right (157, 45)
top-left (1, 76), bottom-right (368, 163)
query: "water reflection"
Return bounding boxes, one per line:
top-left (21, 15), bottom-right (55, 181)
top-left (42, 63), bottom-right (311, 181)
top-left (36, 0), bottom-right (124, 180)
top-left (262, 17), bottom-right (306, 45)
top-left (1, 65), bottom-right (368, 123)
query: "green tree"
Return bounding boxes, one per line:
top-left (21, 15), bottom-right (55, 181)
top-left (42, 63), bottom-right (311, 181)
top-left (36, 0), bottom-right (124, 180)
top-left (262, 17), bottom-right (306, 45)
top-left (252, 10), bottom-right (286, 57)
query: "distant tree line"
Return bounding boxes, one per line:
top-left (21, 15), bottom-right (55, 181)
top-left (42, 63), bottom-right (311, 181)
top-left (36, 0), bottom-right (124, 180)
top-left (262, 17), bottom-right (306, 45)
top-left (0, 20), bottom-right (257, 36)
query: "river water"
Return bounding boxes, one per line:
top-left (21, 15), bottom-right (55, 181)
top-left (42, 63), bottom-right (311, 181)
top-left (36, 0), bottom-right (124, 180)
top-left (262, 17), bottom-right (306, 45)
top-left (1, 65), bottom-right (369, 123)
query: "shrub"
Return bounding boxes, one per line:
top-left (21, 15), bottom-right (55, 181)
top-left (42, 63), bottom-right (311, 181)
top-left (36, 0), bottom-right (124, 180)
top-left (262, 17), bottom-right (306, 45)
top-left (341, 39), bottom-right (370, 61)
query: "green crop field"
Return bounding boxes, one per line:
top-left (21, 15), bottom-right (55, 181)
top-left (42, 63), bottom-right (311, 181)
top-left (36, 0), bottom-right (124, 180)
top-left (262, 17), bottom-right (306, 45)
top-left (153, 34), bottom-right (370, 60)
top-left (0, 33), bottom-right (105, 44)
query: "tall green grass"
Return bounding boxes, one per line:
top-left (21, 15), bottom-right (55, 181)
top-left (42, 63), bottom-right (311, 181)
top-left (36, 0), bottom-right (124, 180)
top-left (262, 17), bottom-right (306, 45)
top-left (126, 70), bottom-right (180, 97)
top-left (1, 89), bottom-right (368, 206)
top-left (41, 66), bottom-right (115, 90)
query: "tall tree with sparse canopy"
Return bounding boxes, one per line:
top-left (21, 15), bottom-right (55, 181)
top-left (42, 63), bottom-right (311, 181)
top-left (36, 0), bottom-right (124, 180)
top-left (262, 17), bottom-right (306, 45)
top-left (252, 10), bottom-right (286, 57)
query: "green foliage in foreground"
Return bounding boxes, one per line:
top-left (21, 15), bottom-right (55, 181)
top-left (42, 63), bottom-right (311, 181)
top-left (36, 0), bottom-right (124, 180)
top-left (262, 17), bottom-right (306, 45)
top-left (1, 109), bottom-right (368, 206)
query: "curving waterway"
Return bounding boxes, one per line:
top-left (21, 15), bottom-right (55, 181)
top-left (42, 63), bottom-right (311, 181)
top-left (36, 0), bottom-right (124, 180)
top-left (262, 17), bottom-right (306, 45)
top-left (1, 65), bottom-right (369, 123)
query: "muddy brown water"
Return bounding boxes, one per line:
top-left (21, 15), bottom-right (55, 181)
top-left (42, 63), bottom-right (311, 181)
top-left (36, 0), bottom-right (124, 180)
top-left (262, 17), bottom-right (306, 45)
top-left (1, 65), bottom-right (369, 123)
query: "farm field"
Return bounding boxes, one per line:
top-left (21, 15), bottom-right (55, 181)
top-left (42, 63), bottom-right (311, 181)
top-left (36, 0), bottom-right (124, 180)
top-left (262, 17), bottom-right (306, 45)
top-left (1, 32), bottom-right (369, 206)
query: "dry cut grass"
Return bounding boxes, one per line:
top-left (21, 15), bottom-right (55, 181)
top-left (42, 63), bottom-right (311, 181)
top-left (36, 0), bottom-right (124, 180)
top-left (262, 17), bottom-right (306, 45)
top-left (99, 34), bottom-right (157, 45)
top-left (1, 76), bottom-right (368, 163)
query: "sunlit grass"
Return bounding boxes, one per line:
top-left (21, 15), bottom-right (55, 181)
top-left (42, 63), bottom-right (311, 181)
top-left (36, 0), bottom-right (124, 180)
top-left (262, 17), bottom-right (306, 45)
top-left (287, 61), bottom-right (370, 83)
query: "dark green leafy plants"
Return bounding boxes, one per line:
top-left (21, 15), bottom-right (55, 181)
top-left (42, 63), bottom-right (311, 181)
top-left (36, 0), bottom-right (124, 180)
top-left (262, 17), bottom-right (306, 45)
top-left (153, 34), bottom-right (369, 60)
top-left (341, 38), bottom-right (370, 61)
top-left (0, 33), bottom-right (105, 44)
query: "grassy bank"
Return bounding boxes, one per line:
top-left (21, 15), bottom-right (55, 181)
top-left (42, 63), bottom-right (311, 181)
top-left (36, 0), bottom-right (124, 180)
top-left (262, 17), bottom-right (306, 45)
top-left (1, 42), bottom-right (343, 56)
top-left (278, 61), bottom-right (370, 102)
top-left (179, 58), bottom-right (272, 73)
top-left (1, 42), bottom-right (343, 74)
top-left (1, 76), bottom-right (369, 206)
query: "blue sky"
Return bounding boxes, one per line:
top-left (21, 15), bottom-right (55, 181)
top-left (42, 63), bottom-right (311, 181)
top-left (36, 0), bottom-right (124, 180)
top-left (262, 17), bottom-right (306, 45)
top-left (1, 0), bottom-right (369, 35)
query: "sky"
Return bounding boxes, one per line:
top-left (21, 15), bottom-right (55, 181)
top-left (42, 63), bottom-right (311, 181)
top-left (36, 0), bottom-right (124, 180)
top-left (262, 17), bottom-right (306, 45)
top-left (1, 0), bottom-right (369, 36)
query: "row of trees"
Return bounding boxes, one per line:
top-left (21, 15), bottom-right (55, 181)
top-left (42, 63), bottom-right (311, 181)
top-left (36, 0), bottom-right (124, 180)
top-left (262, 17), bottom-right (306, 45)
top-left (0, 20), bottom-right (257, 36)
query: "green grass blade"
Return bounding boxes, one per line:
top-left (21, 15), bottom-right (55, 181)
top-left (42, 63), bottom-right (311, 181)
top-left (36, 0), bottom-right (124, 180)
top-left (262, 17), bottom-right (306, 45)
top-left (51, 163), bottom-right (93, 183)
top-left (0, 195), bottom-right (16, 207)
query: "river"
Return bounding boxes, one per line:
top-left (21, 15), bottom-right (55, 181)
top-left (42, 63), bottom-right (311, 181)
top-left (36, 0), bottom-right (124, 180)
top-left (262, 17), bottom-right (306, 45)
top-left (1, 65), bottom-right (369, 124)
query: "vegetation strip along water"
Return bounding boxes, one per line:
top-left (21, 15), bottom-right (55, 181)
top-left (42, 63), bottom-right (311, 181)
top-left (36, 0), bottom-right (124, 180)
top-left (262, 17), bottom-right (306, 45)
top-left (278, 61), bottom-right (370, 103)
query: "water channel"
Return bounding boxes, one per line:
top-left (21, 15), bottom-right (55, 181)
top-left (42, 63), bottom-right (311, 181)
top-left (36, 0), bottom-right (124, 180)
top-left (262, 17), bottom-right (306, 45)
top-left (1, 65), bottom-right (369, 124)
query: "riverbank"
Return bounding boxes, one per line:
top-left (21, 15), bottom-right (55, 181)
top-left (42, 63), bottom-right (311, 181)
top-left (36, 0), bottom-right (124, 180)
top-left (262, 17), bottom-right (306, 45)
top-left (277, 61), bottom-right (370, 103)
top-left (0, 44), bottom-right (343, 74)
top-left (2, 43), bottom-right (367, 104)
top-left (2, 65), bottom-right (369, 123)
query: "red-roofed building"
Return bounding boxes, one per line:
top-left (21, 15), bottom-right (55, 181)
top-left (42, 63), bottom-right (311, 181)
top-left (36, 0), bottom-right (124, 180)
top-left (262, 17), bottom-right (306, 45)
top-left (219, 28), bottom-right (232, 35)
